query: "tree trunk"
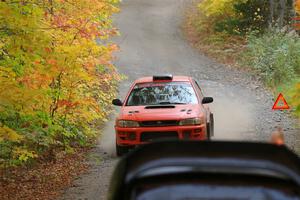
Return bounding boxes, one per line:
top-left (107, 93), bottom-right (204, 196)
top-left (279, 0), bottom-right (287, 28)
top-left (269, 0), bottom-right (275, 27)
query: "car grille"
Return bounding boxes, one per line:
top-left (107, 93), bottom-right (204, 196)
top-left (140, 131), bottom-right (179, 142)
top-left (139, 120), bottom-right (179, 127)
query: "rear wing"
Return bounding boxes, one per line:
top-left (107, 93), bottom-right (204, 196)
top-left (152, 74), bottom-right (173, 81)
top-left (108, 141), bottom-right (300, 200)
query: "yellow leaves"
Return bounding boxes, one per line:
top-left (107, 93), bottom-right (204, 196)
top-left (198, 0), bottom-right (247, 17)
top-left (296, 0), bottom-right (300, 13)
top-left (0, 68), bottom-right (17, 95)
top-left (13, 148), bottom-right (38, 162)
top-left (0, 67), bottom-right (50, 113)
top-left (0, 0), bottom-right (120, 166)
top-left (291, 83), bottom-right (300, 99)
top-left (0, 125), bottom-right (23, 142)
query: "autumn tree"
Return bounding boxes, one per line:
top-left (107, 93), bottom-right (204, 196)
top-left (0, 0), bottom-right (120, 167)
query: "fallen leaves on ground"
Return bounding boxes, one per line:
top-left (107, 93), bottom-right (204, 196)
top-left (0, 148), bottom-right (90, 200)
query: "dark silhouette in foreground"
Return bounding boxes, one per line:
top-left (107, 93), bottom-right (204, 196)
top-left (108, 140), bottom-right (300, 200)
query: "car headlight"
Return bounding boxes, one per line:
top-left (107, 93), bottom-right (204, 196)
top-left (179, 118), bottom-right (203, 126)
top-left (117, 120), bottom-right (140, 128)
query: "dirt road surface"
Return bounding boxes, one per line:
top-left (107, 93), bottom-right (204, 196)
top-left (61, 0), bottom-right (300, 199)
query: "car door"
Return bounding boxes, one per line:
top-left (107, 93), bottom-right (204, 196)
top-left (193, 79), bottom-right (210, 114)
top-left (193, 79), bottom-right (214, 137)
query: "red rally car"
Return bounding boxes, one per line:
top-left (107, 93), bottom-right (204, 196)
top-left (112, 75), bottom-right (214, 156)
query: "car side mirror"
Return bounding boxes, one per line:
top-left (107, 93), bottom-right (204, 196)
top-left (202, 97), bottom-right (213, 104)
top-left (112, 99), bottom-right (123, 106)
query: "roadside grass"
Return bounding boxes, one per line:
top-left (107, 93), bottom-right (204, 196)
top-left (281, 78), bottom-right (300, 116)
top-left (240, 31), bottom-right (300, 116)
top-left (183, 1), bottom-right (300, 119)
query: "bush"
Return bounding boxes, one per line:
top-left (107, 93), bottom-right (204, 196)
top-left (198, 0), bottom-right (244, 18)
top-left (214, 0), bottom-right (270, 35)
top-left (197, 0), bottom-right (246, 33)
top-left (198, 0), bottom-right (267, 34)
top-left (199, 0), bottom-right (293, 35)
top-left (241, 30), bottom-right (300, 87)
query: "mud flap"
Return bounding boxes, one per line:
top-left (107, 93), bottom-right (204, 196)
top-left (210, 113), bottom-right (214, 137)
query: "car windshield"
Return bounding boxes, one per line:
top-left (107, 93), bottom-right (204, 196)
top-left (126, 82), bottom-right (198, 106)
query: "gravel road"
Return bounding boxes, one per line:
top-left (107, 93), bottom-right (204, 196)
top-left (61, 0), bottom-right (300, 199)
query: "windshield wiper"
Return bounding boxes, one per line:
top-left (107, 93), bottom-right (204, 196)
top-left (159, 101), bottom-right (186, 105)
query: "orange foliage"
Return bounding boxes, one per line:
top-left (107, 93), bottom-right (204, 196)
top-left (0, 0), bottom-right (121, 166)
top-left (296, 0), bottom-right (300, 12)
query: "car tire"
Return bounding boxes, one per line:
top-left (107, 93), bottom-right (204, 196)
top-left (116, 144), bottom-right (129, 157)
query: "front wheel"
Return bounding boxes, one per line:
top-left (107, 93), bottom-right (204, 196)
top-left (116, 144), bottom-right (129, 157)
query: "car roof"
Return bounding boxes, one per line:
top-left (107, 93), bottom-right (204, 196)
top-left (135, 76), bottom-right (192, 84)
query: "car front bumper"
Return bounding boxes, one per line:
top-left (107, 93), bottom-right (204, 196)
top-left (115, 124), bottom-right (207, 146)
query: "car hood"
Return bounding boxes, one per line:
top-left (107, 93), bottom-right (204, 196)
top-left (118, 104), bottom-right (204, 121)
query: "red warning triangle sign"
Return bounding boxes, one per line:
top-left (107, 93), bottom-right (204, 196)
top-left (272, 93), bottom-right (290, 110)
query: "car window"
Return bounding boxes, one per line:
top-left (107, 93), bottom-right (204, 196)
top-left (126, 82), bottom-right (198, 106)
top-left (194, 80), bottom-right (204, 99)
